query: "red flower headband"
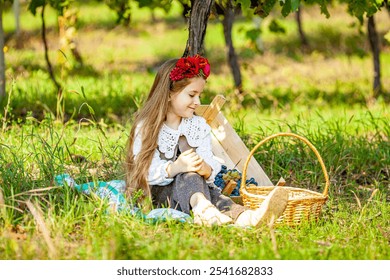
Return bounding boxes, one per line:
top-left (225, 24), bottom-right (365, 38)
top-left (169, 55), bottom-right (210, 82)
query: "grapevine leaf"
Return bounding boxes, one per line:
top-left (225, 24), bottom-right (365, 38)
top-left (281, 0), bottom-right (292, 17)
top-left (269, 19), bottom-right (286, 33)
top-left (254, 0), bottom-right (277, 18)
top-left (291, 0), bottom-right (300, 11)
top-left (319, 0), bottom-right (330, 18)
top-left (28, 0), bottom-right (46, 16)
top-left (235, 0), bottom-right (251, 10)
top-left (137, 0), bottom-right (153, 7)
top-left (245, 28), bottom-right (262, 42)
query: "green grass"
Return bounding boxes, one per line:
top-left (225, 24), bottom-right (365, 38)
top-left (0, 2), bottom-right (389, 260)
top-left (0, 104), bottom-right (388, 259)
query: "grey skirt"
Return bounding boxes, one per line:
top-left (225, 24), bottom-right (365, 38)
top-left (150, 172), bottom-right (245, 221)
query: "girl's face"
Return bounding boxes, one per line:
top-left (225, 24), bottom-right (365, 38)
top-left (168, 77), bottom-right (206, 119)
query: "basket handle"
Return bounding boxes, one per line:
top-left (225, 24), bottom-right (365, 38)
top-left (241, 132), bottom-right (330, 196)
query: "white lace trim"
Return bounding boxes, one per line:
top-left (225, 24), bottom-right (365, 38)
top-left (158, 116), bottom-right (210, 159)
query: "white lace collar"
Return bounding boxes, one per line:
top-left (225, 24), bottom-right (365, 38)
top-left (158, 116), bottom-right (210, 158)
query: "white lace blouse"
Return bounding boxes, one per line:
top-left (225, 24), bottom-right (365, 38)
top-left (133, 115), bottom-right (222, 186)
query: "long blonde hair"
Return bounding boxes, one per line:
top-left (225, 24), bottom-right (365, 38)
top-left (125, 59), bottom-right (200, 201)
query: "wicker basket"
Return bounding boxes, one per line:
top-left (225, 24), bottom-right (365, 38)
top-left (240, 132), bottom-right (330, 226)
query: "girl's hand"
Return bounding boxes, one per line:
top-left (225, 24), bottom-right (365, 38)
top-left (195, 158), bottom-right (212, 178)
top-left (167, 149), bottom-right (211, 178)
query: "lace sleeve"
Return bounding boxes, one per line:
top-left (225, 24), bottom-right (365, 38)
top-left (133, 126), bottom-right (174, 186)
top-left (147, 150), bottom-right (174, 186)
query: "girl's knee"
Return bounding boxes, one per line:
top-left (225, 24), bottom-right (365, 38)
top-left (180, 172), bottom-right (203, 181)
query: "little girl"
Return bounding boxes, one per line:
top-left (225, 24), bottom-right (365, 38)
top-left (125, 55), bottom-right (288, 226)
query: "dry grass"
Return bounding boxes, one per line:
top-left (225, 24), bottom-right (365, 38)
top-left (25, 200), bottom-right (57, 259)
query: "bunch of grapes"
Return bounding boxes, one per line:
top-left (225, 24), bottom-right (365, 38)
top-left (214, 165), bottom-right (258, 196)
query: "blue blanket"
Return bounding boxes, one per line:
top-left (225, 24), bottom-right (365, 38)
top-left (54, 174), bottom-right (192, 223)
